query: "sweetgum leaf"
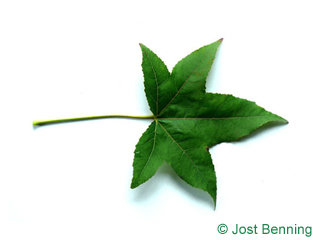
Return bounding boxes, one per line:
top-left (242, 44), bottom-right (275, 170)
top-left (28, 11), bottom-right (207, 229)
top-left (132, 39), bottom-right (287, 207)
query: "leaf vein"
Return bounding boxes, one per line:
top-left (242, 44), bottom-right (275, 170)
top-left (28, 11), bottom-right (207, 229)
top-left (143, 47), bottom-right (160, 115)
top-left (157, 121), bottom-right (211, 188)
top-left (158, 51), bottom-right (211, 116)
top-left (135, 122), bottom-right (158, 182)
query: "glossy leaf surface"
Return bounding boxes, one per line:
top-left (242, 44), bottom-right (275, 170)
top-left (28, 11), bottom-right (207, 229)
top-left (132, 39), bottom-right (287, 207)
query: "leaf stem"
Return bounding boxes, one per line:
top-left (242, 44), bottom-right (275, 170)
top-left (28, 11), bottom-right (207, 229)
top-left (33, 114), bottom-right (155, 126)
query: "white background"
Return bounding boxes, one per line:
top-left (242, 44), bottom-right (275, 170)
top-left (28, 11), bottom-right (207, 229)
top-left (1, 0), bottom-right (319, 239)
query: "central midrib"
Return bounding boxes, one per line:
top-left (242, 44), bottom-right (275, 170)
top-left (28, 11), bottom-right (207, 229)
top-left (143, 47), bottom-right (160, 116)
top-left (155, 115), bottom-right (275, 120)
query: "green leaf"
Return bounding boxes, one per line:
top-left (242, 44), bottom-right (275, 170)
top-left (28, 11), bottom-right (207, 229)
top-left (132, 39), bottom-right (288, 207)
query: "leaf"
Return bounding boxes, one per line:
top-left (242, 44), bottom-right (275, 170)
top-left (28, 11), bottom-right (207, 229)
top-left (131, 39), bottom-right (288, 207)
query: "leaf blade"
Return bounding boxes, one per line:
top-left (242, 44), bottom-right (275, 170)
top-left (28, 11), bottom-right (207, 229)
top-left (133, 40), bottom-right (287, 207)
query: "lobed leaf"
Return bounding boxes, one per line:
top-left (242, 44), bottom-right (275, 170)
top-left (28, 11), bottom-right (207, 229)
top-left (132, 39), bottom-right (287, 207)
